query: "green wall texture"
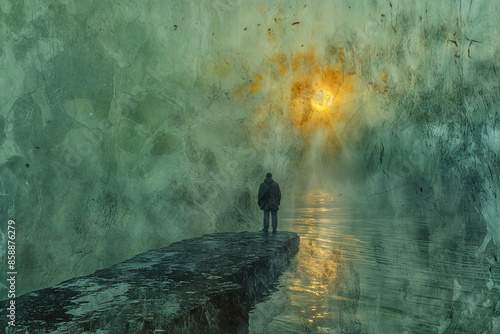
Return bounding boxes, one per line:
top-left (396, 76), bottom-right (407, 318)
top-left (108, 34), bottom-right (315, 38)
top-left (1, 0), bottom-right (500, 308)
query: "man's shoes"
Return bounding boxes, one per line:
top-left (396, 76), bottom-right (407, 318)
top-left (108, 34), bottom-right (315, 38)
top-left (261, 229), bottom-right (268, 233)
top-left (272, 229), bottom-right (277, 233)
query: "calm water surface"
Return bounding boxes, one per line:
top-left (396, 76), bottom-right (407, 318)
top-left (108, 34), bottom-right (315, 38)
top-left (249, 189), bottom-right (486, 334)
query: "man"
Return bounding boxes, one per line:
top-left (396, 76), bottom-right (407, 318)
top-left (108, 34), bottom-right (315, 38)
top-left (258, 172), bottom-right (281, 233)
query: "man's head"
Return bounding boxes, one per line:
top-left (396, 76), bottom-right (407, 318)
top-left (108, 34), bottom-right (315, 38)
top-left (266, 172), bottom-right (272, 178)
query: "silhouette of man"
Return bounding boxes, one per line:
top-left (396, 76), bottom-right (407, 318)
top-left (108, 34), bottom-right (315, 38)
top-left (258, 172), bottom-right (281, 233)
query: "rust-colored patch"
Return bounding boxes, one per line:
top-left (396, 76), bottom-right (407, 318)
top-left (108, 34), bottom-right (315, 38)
top-left (249, 74), bottom-right (263, 94)
top-left (291, 52), bottom-right (315, 72)
top-left (290, 79), bottom-right (314, 127)
top-left (322, 68), bottom-right (343, 87)
top-left (271, 53), bottom-right (288, 76)
top-left (291, 80), bottom-right (313, 99)
top-left (249, 83), bottom-right (259, 94)
top-left (380, 70), bottom-right (388, 84)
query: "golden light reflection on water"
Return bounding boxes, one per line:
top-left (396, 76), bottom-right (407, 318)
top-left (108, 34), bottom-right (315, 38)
top-left (279, 189), bottom-right (362, 330)
top-left (250, 190), bottom-right (362, 332)
top-left (250, 189), bottom-right (489, 334)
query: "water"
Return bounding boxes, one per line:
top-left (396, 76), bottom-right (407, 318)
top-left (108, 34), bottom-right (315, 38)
top-left (249, 189), bottom-right (488, 334)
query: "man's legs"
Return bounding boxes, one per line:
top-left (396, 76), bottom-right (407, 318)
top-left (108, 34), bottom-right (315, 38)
top-left (263, 210), bottom-right (270, 231)
top-left (271, 210), bottom-right (278, 232)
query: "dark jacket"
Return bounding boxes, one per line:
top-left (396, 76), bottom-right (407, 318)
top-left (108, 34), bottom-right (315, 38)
top-left (258, 177), bottom-right (281, 211)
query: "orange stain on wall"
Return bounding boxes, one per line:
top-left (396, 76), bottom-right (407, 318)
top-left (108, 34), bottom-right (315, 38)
top-left (380, 70), bottom-right (388, 84)
top-left (269, 53), bottom-right (288, 76)
top-left (249, 83), bottom-right (259, 94)
top-left (249, 74), bottom-right (263, 94)
top-left (291, 52), bottom-right (316, 72)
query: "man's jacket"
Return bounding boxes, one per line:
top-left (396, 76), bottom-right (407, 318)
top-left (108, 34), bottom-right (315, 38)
top-left (258, 177), bottom-right (281, 211)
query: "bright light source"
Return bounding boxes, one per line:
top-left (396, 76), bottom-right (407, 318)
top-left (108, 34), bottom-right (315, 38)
top-left (311, 89), bottom-right (333, 112)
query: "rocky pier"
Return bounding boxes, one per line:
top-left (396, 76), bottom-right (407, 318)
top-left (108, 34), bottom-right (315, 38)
top-left (2, 231), bottom-right (300, 333)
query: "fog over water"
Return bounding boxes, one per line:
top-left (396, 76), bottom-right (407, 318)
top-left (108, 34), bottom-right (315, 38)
top-left (251, 190), bottom-right (488, 333)
top-left (1, 0), bottom-right (500, 331)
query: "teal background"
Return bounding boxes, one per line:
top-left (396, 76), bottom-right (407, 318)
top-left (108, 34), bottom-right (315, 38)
top-left (1, 0), bottom-right (499, 308)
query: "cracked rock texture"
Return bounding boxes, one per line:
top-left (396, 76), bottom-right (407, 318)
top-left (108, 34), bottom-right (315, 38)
top-left (0, 231), bottom-right (299, 333)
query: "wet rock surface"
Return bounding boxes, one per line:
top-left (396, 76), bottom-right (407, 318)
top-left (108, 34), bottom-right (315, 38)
top-left (1, 231), bottom-right (299, 333)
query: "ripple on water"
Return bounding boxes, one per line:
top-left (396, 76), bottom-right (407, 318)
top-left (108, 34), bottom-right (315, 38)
top-left (249, 189), bottom-right (488, 334)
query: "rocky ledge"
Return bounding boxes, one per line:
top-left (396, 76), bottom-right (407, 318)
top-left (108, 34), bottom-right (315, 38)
top-left (2, 231), bottom-right (299, 333)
